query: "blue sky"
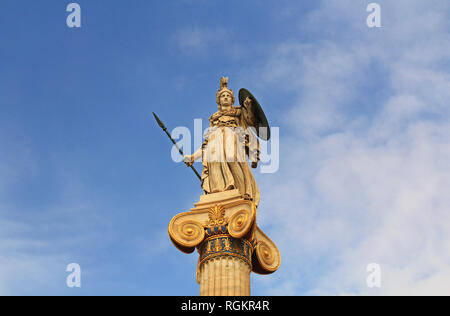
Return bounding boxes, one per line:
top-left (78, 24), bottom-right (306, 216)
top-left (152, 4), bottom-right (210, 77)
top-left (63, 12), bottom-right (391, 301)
top-left (1, 0), bottom-right (450, 295)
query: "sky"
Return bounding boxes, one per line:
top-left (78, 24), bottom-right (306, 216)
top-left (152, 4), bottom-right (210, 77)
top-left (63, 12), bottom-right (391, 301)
top-left (0, 0), bottom-right (449, 296)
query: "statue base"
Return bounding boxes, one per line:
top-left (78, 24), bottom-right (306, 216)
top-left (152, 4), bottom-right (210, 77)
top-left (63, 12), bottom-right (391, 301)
top-left (168, 190), bottom-right (280, 296)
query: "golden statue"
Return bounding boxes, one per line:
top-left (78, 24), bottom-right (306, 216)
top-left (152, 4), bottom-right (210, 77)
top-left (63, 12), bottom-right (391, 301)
top-left (184, 77), bottom-right (268, 207)
top-left (157, 77), bottom-right (279, 296)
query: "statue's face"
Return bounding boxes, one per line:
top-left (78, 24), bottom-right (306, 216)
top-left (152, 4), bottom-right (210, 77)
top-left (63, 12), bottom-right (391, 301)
top-left (219, 91), bottom-right (233, 108)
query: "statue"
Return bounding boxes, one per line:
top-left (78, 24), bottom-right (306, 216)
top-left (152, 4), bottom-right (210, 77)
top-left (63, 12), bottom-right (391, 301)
top-left (154, 77), bottom-right (279, 296)
top-left (183, 77), bottom-right (270, 207)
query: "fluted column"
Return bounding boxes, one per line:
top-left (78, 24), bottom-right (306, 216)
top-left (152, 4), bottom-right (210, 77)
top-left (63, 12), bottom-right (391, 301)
top-left (197, 234), bottom-right (252, 296)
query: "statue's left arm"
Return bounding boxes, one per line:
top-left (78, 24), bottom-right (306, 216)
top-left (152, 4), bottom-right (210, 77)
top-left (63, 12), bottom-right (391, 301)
top-left (238, 98), bottom-right (260, 169)
top-left (241, 97), bottom-right (258, 128)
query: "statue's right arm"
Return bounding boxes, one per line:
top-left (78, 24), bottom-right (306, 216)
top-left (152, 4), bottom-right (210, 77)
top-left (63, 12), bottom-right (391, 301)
top-left (184, 147), bottom-right (202, 167)
top-left (192, 147), bottom-right (202, 161)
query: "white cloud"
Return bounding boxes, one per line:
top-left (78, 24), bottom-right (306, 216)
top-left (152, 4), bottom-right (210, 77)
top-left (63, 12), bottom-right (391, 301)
top-left (173, 25), bottom-right (247, 62)
top-left (174, 26), bottom-right (229, 55)
top-left (254, 0), bottom-right (450, 295)
top-left (0, 135), bottom-right (108, 295)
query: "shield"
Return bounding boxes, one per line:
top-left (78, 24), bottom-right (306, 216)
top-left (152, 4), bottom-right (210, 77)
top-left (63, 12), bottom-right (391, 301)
top-left (238, 88), bottom-right (271, 140)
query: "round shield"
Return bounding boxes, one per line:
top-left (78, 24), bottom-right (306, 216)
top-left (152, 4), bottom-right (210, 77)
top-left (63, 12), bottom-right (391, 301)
top-left (238, 88), bottom-right (271, 140)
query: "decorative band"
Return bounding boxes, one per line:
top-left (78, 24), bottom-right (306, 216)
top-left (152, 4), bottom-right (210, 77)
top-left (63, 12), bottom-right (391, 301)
top-left (199, 252), bottom-right (251, 267)
top-left (198, 234), bottom-right (253, 267)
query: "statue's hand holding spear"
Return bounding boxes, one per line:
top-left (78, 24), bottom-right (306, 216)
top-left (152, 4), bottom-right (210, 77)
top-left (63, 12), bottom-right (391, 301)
top-left (183, 155), bottom-right (195, 167)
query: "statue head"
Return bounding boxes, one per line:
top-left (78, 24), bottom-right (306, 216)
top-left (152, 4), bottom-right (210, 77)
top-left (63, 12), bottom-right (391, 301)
top-left (216, 77), bottom-right (235, 110)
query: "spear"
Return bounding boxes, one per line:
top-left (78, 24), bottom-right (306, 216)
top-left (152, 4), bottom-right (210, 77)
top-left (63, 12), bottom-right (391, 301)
top-left (153, 112), bottom-right (202, 181)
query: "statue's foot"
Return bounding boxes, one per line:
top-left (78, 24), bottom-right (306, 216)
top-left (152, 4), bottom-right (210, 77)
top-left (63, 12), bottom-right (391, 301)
top-left (242, 194), bottom-right (252, 201)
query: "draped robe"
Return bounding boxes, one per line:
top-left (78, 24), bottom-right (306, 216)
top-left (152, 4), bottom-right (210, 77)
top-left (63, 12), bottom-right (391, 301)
top-left (200, 106), bottom-right (260, 206)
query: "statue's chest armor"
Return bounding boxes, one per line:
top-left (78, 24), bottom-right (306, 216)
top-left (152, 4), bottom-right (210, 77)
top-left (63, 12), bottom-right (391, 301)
top-left (210, 110), bottom-right (239, 127)
top-left (218, 115), bottom-right (236, 123)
